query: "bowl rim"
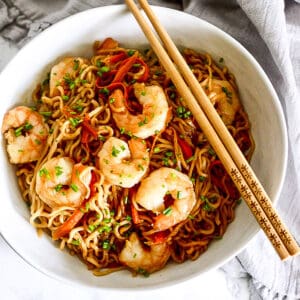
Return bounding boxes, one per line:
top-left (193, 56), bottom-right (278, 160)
top-left (0, 4), bottom-right (288, 290)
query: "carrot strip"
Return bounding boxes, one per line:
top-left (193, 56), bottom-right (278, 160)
top-left (52, 209), bottom-right (84, 240)
top-left (52, 172), bottom-right (98, 240)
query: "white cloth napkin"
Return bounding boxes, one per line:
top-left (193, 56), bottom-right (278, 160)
top-left (0, 1), bottom-right (299, 299)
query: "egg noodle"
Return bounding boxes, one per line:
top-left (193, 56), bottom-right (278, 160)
top-left (4, 38), bottom-right (254, 277)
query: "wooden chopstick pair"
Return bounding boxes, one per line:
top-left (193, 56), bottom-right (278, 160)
top-left (125, 0), bottom-right (300, 260)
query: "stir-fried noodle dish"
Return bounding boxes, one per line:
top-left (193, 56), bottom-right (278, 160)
top-left (2, 38), bottom-right (254, 277)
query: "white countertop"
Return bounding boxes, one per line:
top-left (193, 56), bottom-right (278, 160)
top-left (0, 235), bottom-right (250, 299)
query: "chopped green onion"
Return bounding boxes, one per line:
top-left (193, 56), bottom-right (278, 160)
top-left (73, 59), bottom-right (79, 70)
top-left (102, 240), bottom-right (110, 250)
top-left (55, 166), bottom-right (63, 176)
top-left (153, 147), bottom-right (160, 153)
top-left (55, 184), bottom-right (63, 192)
top-left (88, 224), bottom-right (96, 232)
top-left (163, 206), bottom-right (172, 216)
top-left (125, 215), bottom-right (132, 221)
top-left (137, 268), bottom-right (150, 277)
top-left (39, 168), bottom-right (50, 179)
top-left (221, 86), bottom-right (232, 98)
top-left (199, 175), bottom-right (207, 182)
top-left (99, 87), bottom-right (110, 95)
top-left (70, 183), bottom-right (79, 192)
top-left (71, 239), bottom-right (80, 246)
top-left (100, 66), bottom-right (110, 73)
top-left (69, 117), bottom-right (81, 127)
top-left (127, 49), bottom-right (135, 56)
top-left (112, 146), bottom-right (120, 157)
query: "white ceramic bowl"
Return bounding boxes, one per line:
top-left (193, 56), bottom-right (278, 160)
top-left (0, 5), bottom-right (287, 290)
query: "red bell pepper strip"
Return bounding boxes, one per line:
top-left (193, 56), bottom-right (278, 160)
top-left (112, 55), bottom-right (137, 83)
top-left (109, 52), bottom-right (128, 64)
top-left (177, 136), bottom-right (193, 160)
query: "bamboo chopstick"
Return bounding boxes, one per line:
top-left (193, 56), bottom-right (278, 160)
top-left (125, 0), bottom-right (300, 259)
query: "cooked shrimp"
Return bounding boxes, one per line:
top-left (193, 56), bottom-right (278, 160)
top-left (119, 232), bottom-right (171, 274)
top-left (98, 137), bottom-right (149, 188)
top-left (203, 79), bottom-right (240, 125)
top-left (135, 167), bottom-right (196, 231)
top-left (1, 106), bottom-right (49, 164)
top-left (49, 57), bottom-right (88, 97)
top-left (35, 157), bottom-right (93, 208)
top-left (110, 83), bottom-right (169, 139)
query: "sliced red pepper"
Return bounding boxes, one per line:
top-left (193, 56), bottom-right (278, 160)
top-left (177, 136), bottom-right (193, 160)
top-left (109, 52), bottom-right (128, 64)
top-left (112, 55), bottom-right (137, 83)
top-left (82, 116), bottom-right (98, 139)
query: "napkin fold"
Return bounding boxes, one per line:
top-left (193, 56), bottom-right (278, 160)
top-left (1, 0), bottom-right (299, 299)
